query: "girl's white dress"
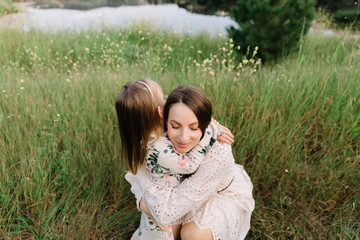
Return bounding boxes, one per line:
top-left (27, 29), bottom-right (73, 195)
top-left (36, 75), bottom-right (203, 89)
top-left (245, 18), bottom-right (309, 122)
top-left (126, 122), bottom-right (218, 239)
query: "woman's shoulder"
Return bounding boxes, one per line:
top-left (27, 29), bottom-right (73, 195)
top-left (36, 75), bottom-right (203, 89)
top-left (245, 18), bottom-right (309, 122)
top-left (209, 141), bottom-right (232, 154)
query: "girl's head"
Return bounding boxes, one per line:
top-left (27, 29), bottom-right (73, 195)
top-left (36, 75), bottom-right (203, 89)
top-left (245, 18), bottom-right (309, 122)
top-left (164, 86), bottom-right (212, 153)
top-left (115, 78), bottom-right (165, 174)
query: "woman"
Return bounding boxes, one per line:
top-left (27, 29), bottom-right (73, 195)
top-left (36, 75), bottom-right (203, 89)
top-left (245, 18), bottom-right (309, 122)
top-left (115, 80), bottom-right (234, 239)
top-left (140, 86), bottom-right (255, 240)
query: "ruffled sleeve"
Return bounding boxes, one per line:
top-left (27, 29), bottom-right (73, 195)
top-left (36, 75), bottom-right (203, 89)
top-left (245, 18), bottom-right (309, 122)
top-left (143, 142), bottom-right (230, 225)
top-left (125, 166), bottom-right (153, 211)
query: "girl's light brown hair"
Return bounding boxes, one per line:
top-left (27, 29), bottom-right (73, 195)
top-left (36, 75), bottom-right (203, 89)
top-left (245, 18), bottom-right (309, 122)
top-left (115, 79), bottom-right (163, 174)
top-left (163, 85), bottom-right (212, 138)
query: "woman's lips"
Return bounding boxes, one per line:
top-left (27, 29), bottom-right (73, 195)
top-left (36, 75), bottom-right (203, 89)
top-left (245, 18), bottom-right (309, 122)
top-left (177, 142), bottom-right (189, 148)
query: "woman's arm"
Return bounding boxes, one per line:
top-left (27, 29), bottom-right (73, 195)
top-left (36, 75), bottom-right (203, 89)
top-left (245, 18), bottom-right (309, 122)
top-left (126, 122), bottom-right (233, 211)
top-left (143, 142), bottom-right (230, 225)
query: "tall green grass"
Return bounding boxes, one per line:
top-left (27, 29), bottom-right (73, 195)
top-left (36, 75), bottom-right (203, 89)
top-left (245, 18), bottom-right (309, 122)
top-left (0, 25), bottom-right (359, 239)
top-left (0, 0), bottom-right (18, 16)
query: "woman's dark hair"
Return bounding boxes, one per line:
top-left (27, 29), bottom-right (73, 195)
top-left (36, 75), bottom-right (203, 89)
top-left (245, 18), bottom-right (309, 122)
top-left (163, 86), bottom-right (212, 137)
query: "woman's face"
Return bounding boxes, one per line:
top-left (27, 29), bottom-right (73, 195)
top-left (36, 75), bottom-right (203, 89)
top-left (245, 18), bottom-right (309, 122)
top-left (167, 103), bottom-right (202, 153)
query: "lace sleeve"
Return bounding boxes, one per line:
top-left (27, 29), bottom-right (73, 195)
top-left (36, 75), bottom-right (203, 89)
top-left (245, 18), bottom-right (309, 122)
top-left (150, 121), bottom-right (218, 175)
top-left (143, 142), bottom-right (229, 225)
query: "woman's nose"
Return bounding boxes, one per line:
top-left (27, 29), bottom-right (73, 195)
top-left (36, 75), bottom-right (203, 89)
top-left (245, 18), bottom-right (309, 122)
top-left (179, 129), bottom-right (190, 142)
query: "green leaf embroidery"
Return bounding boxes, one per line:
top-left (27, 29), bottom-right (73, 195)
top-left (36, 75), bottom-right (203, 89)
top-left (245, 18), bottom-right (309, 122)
top-left (198, 137), bottom-right (216, 155)
top-left (146, 146), bottom-right (171, 176)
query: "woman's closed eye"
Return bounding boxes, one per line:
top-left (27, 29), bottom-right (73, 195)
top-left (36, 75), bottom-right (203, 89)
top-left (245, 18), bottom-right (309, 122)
top-left (170, 125), bottom-right (197, 131)
top-left (189, 124), bottom-right (199, 131)
top-left (171, 124), bottom-right (180, 129)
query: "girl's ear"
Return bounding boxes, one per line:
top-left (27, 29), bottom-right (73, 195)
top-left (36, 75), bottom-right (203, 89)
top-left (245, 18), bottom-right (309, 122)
top-left (157, 106), bottom-right (164, 119)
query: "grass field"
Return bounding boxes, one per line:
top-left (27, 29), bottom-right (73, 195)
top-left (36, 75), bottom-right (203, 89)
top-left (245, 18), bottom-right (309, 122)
top-left (0, 24), bottom-right (359, 239)
top-left (0, 0), bottom-right (18, 16)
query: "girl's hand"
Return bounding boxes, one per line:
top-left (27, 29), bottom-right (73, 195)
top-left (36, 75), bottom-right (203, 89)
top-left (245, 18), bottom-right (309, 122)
top-left (212, 119), bottom-right (234, 144)
top-left (217, 125), bottom-right (234, 144)
top-left (140, 198), bottom-right (167, 231)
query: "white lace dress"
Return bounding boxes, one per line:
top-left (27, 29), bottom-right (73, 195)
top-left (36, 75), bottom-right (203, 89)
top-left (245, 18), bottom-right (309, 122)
top-left (143, 142), bottom-right (255, 240)
top-left (125, 122), bottom-right (218, 239)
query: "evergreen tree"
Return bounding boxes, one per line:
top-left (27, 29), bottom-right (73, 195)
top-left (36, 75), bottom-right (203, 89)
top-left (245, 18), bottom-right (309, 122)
top-left (198, 0), bottom-right (237, 12)
top-left (316, 0), bottom-right (343, 12)
top-left (227, 0), bottom-right (315, 62)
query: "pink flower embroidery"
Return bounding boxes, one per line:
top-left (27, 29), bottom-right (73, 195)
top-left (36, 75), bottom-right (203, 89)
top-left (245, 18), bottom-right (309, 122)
top-left (166, 224), bottom-right (173, 238)
top-left (177, 154), bottom-right (190, 167)
top-left (164, 174), bottom-right (170, 179)
top-left (165, 181), bottom-right (172, 187)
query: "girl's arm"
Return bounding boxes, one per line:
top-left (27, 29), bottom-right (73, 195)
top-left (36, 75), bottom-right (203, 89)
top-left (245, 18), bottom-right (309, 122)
top-left (147, 121), bottom-right (218, 175)
top-left (212, 119), bottom-right (234, 145)
top-left (126, 121), bottom-right (217, 211)
top-left (143, 143), bottom-right (241, 226)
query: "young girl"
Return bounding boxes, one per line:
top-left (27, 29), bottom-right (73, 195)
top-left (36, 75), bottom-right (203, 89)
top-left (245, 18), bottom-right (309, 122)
top-left (115, 79), bottom-right (232, 239)
top-left (140, 86), bottom-right (255, 240)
